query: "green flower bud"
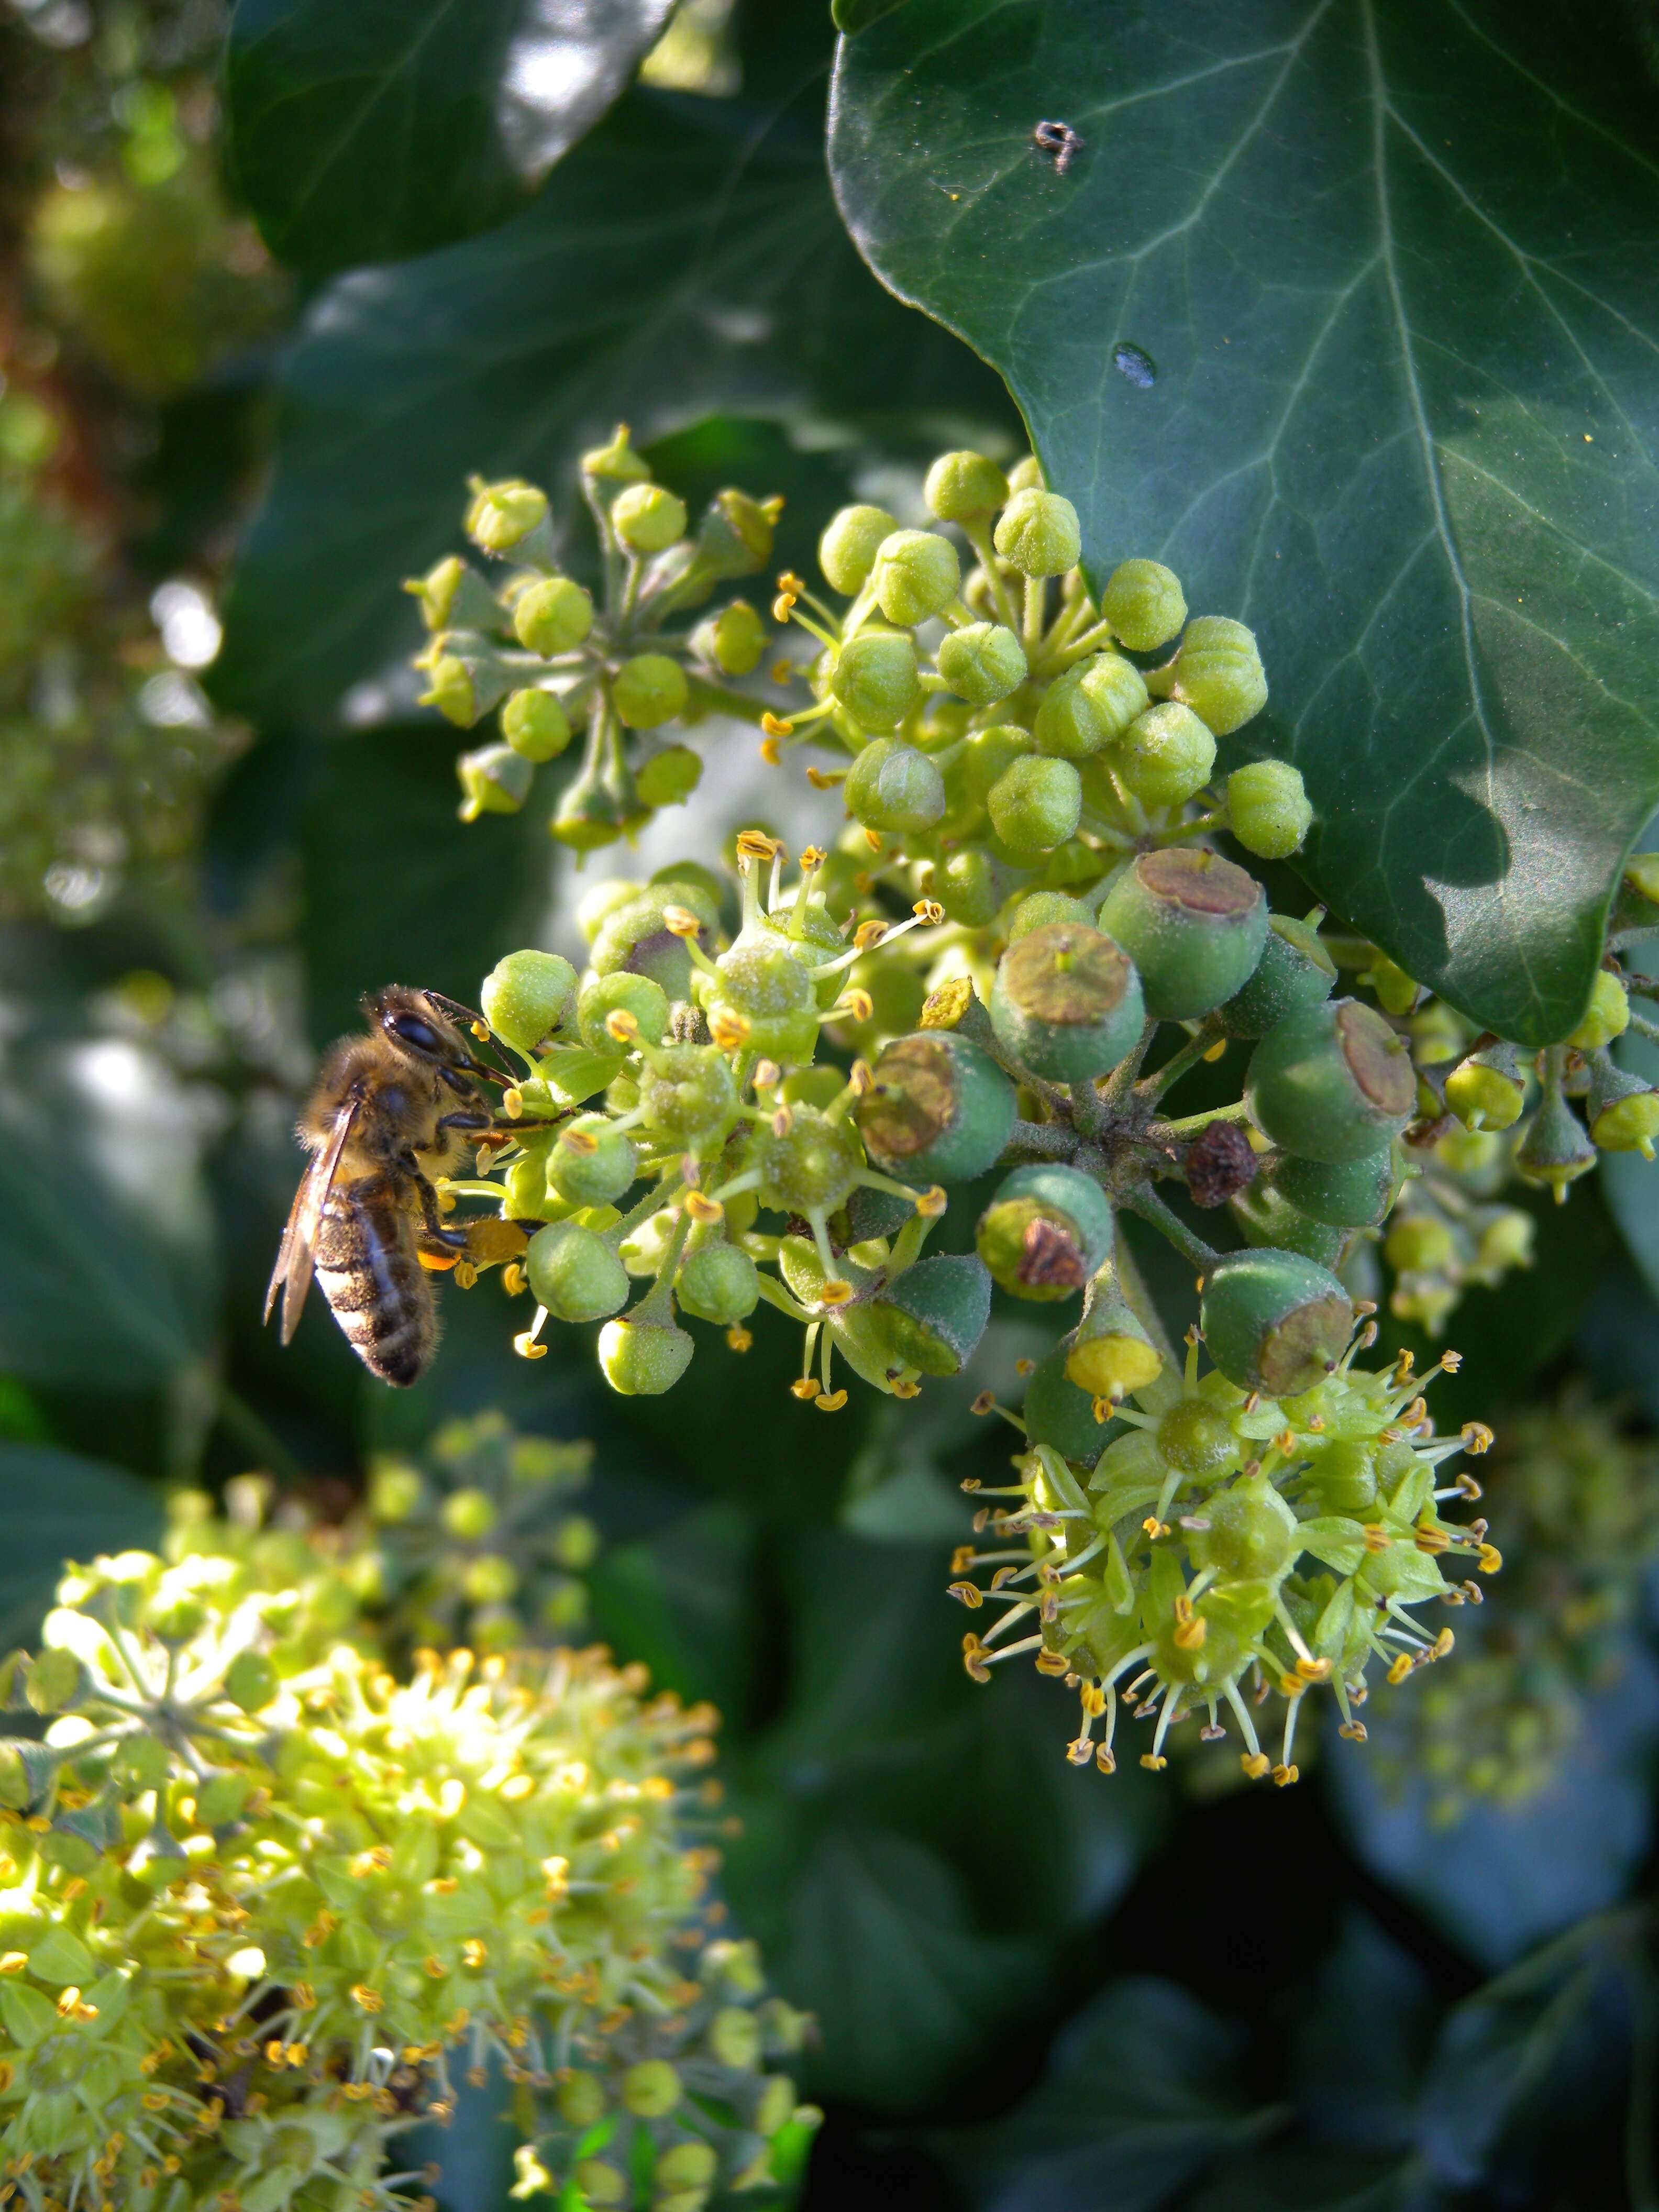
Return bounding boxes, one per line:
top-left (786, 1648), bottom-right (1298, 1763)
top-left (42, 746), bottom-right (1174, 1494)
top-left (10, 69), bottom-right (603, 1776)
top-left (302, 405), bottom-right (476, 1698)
top-left (990, 920), bottom-right (1145, 1082)
top-left (549, 1114), bottom-right (639, 1207)
top-left (527, 1221), bottom-right (630, 1322)
top-left (976, 1163), bottom-right (1113, 1302)
top-left (1568, 970), bottom-right (1629, 1050)
top-left (953, 722), bottom-right (1035, 805)
top-left (845, 737), bottom-right (946, 833)
top-left (637, 744), bottom-right (703, 809)
top-left (1385, 1212), bottom-right (1457, 1273)
top-left (1022, 1344), bottom-right (1124, 1466)
top-left (558, 2070), bottom-right (608, 2126)
top-left (935, 843), bottom-right (1021, 926)
top-left (1007, 455), bottom-right (1044, 493)
top-left (501, 687), bottom-right (572, 760)
top-left (224, 1647), bottom-right (277, 1714)
top-left (465, 477), bottom-right (549, 554)
top-left (705, 939), bottom-right (819, 1061)
top-left (677, 1241), bottom-right (761, 1324)
top-left (552, 762), bottom-right (626, 850)
top-left (614, 653), bottom-right (689, 729)
top-left (1589, 1056), bottom-right (1659, 1157)
top-left (463, 1554), bottom-right (518, 1605)
top-left (993, 487), bottom-right (1081, 577)
top-left (1188, 1474), bottom-right (1298, 1581)
top-left (1098, 847), bottom-right (1268, 1020)
top-left (1167, 615), bottom-right (1268, 734)
top-left (870, 529), bottom-right (960, 624)
top-left (858, 1030), bottom-right (1016, 1182)
top-left (756, 2075), bottom-right (798, 2137)
top-left (1065, 1270), bottom-right (1163, 1399)
top-left (406, 554), bottom-right (504, 633)
top-left (1444, 1048), bottom-right (1527, 1133)
top-left (611, 481), bottom-right (688, 552)
top-left (695, 597), bottom-right (767, 676)
top-left (599, 1315), bottom-right (695, 1396)
top-left (421, 650), bottom-right (491, 728)
top-left (640, 1044), bottom-right (739, 1148)
top-left (1245, 998), bottom-right (1416, 1163)
top-left (592, 882), bottom-right (717, 997)
top-left (1216, 915), bottom-right (1336, 1038)
top-left (580, 424), bottom-right (650, 484)
top-left (579, 969), bottom-right (669, 1049)
top-left (870, 1253), bottom-right (992, 1375)
top-left (1101, 558), bottom-right (1187, 651)
top-left (440, 1485), bottom-right (499, 1541)
top-left (819, 503), bottom-right (899, 594)
top-left (369, 1461), bottom-right (424, 1521)
top-left (1008, 889), bottom-right (1095, 939)
top-left (754, 1105), bottom-right (865, 1214)
top-left (1476, 1209), bottom-right (1535, 1270)
top-left (1115, 702), bottom-right (1216, 810)
top-left (576, 2160), bottom-right (631, 2206)
top-left (1155, 1395), bottom-right (1241, 1478)
top-left (1200, 1247), bottom-right (1354, 1395)
top-left (1227, 758), bottom-right (1312, 858)
top-left (695, 489), bottom-right (777, 579)
top-left (513, 574), bottom-right (594, 655)
top-left (936, 620), bottom-right (1027, 705)
top-left (660, 2142), bottom-right (720, 2189)
top-left (1271, 1144), bottom-right (1397, 1228)
top-left (482, 949), bottom-right (577, 1052)
top-left (458, 740), bottom-right (535, 819)
top-left (1034, 652), bottom-right (1148, 758)
top-left (831, 628), bottom-right (921, 733)
top-left (1230, 1178), bottom-right (1348, 1268)
top-left (1516, 1083), bottom-right (1597, 1199)
top-left (987, 754), bottom-right (1081, 853)
top-left (925, 450), bottom-right (1010, 523)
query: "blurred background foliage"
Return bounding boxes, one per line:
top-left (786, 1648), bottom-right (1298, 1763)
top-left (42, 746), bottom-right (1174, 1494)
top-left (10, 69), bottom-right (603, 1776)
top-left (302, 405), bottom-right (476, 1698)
top-left (2, 0), bottom-right (1659, 2205)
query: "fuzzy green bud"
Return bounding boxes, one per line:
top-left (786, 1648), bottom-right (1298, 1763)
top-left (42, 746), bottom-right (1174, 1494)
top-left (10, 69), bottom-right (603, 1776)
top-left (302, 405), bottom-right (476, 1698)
top-left (831, 628), bottom-right (920, 732)
top-left (1444, 1054), bottom-right (1526, 1134)
top-left (1592, 1090), bottom-right (1659, 1157)
top-left (406, 555), bottom-right (503, 634)
top-left (1271, 1145), bottom-right (1397, 1229)
top-left (421, 652), bottom-right (483, 728)
top-left (640, 1044), bottom-right (739, 1148)
top-left (870, 528), bottom-right (961, 625)
top-left (613, 653), bottom-right (688, 728)
top-left (1517, 1084), bottom-right (1598, 1199)
top-left (1022, 1343), bottom-right (1124, 1467)
top-left (599, 1315), bottom-right (695, 1396)
top-left (677, 1241), bottom-right (761, 1324)
top-left (925, 449), bottom-right (1010, 522)
top-left (549, 1114), bottom-right (639, 1207)
top-left (993, 488), bottom-right (1081, 577)
top-left (466, 477), bottom-right (548, 554)
top-left (513, 576), bottom-right (593, 658)
top-left (1200, 1246), bottom-right (1354, 1396)
top-left (872, 1253), bottom-right (992, 1375)
top-left (936, 620), bottom-right (1027, 705)
top-left (754, 1105), bottom-right (865, 1215)
top-left (611, 481), bottom-right (688, 552)
top-left (1216, 916), bottom-right (1336, 1039)
top-left (1168, 615), bottom-right (1267, 734)
top-left (695, 489), bottom-right (776, 579)
top-left (581, 425), bottom-right (650, 484)
top-left (440, 1486), bottom-right (499, 1541)
top-left (987, 754), bottom-right (1081, 853)
top-left (482, 948), bottom-right (578, 1052)
top-left (458, 740), bottom-right (534, 819)
top-left (637, 745), bottom-right (703, 808)
top-left (1227, 758), bottom-right (1312, 858)
top-left (579, 969), bottom-right (669, 1049)
top-left (819, 503), bottom-right (899, 594)
top-left (1034, 652), bottom-right (1148, 758)
top-left (1008, 889), bottom-right (1095, 939)
top-left (369, 1461), bottom-right (424, 1521)
top-left (1568, 970), bottom-right (1629, 1051)
top-left (501, 688), bottom-right (572, 760)
top-left (1115, 701), bottom-right (1216, 810)
top-left (845, 737), bottom-right (945, 833)
top-left (1101, 558), bottom-right (1187, 651)
top-left (527, 1221), bottom-right (630, 1322)
top-left (1099, 846), bottom-right (1268, 1020)
top-left (696, 598), bottom-right (766, 676)
top-left (1385, 1213), bottom-right (1458, 1273)
top-left (622, 2059), bottom-right (683, 2117)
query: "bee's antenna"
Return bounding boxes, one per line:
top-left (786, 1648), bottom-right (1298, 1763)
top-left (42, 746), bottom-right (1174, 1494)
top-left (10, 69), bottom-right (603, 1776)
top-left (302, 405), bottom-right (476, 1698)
top-left (425, 990), bottom-right (517, 1084)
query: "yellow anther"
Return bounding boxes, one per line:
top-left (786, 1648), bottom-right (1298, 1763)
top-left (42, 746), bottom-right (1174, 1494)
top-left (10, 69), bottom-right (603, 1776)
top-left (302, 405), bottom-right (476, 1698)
top-left (790, 1377), bottom-right (822, 1401)
top-left (709, 1010), bottom-right (751, 1051)
top-left (1337, 1719), bottom-right (1368, 1741)
top-left (1271, 1763), bottom-right (1300, 1787)
top-left (605, 1007), bottom-right (639, 1044)
top-left (819, 1279), bottom-right (854, 1308)
top-left (815, 1388), bottom-right (849, 1412)
top-left (349, 1847), bottom-right (391, 1877)
top-left (864, 828), bottom-right (885, 854)
top-left (684, 1190), bottom-right (724, 1224)
top-left (737, 828), bottom-right (782, 862)
top-left (1461, 1422), bottom-right (1494, 1454)
top-left (561, 1125), bottom-right (599, 1154)
top-left (1140, 1753), bottom-right (1168, 1771)
top-left (513, 1331), bottom-right (548, 1361)
top-left (1241, 1752), bottom-right (1270, 1779)
top-left (502, 1086), bottom-right (524, 1119)
top-left (891, 1376), bottom-right (921, 1397)
top-left (661, 903), bottom-right (703, 937)
top-left (454, 1257), bottom-right (478, 1289)
top-left (1387, 1653), bottom-right (1414, 1685)
top-left (725, 1323), bottom-right (753, 1353)
top-left (0, 1954), bottom-right (25, 1974)
top-left (947, 1580), bottom-right (982, 1608)
top-left (471, 1019), bottom-right (491, 1041)
top-left (1362, 1522), bottom-right (1390, 1553)
top-left (1092, 1396), bottom-right (1115, 1424)
top-left (1278, 1672), bottom-right (1306, 1698)
top-left (1431, 1627), bottom-right (1455, 1660)
top-left (1034, 1649), bottom-right (1070, 1676)
top-left (962, 1634), bottom-right (992, 1683)
top-left (805, 765), bottom-right (843, 788)
top-left (1202, 1037), bottom-right (1228, 1061)
top-left (759, 735), bottom-right (782, 764)
top-left (1296, 1655), bottom-right (1331, 1682)
top-left (970, 1390), bottom-right (996, 1415)
top-left (849, 1058), bottom-right (875, 1095)
top-left (424, 1955), bottom-right (449, 1978)
top-left (751, 1057), bottom-right (782, 1090)
top-left (1173, 1613), bottom-right (1207, 1651)
top-left (853, 918), bottom-right (888, 950)
top-left (1414, 1522), bottom-right (1451, 1554)
top-left (950, 1545), bottom-right (976, 1573)
top-left (771, 593), bottom-right (798, 623)
top-left (1143, 1517), bottom-right (1170, 1540)
top-left (462, 1940), bottom-right (487, 1968)
top-left (1440, 1348), bottom-right (1463, 1371)
top-left (771, 1103), bottom-right (794, 1137)
top-left (760, 712), bottom-right (794, 738)
top-left (837, 988), bottom-right (874, 1023)
top-left (912, 898), bottom-right (945, 924)
top-left (914, 1185), bottom-right (947, 1216)
top-left (1477, 1542), bottom-right (1503, 1574)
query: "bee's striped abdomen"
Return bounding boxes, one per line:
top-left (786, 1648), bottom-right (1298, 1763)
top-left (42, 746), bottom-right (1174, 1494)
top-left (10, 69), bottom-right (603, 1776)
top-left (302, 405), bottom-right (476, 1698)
top-left (313, 1175), bottom-right (435, 1386)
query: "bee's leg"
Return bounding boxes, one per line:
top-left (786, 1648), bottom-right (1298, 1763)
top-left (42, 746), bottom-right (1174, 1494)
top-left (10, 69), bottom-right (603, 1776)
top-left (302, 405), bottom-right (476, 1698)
top-left (436, 1109), bottom-right (492, 1134)
top-left (403, 1155), bottom-right (469, 1249)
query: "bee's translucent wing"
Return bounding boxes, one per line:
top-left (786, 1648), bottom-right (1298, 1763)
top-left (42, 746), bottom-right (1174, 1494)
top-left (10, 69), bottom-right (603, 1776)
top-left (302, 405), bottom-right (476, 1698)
top-left (264, 1093), bottom-right (358, 1343)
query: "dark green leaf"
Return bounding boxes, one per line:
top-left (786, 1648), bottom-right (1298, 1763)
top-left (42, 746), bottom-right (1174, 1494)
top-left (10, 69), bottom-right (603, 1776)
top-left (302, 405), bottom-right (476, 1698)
top-left (830, 1), bottom-right (1659, 1041)
top-left (211, 85), bottom-right (1013, 732)
top-left (227, 0), bottom-right (675, 273)
top-left (0, 1442), bottom-right (161, 1647)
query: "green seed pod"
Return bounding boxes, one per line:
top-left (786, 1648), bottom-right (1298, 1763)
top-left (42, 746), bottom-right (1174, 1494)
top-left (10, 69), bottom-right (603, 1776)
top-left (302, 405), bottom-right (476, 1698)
top-left (1154, 1394), bottom-right (1240, 1480)
top-left (458, 740), bottom-right (534, 818)
top-left (578, 969), bottom-right (669, 1048)
top-left (1444, 1042), bottom-right (1527, 1133)
top-left (1271, 1143), bottom-right (1397, 1228)
top-left (548, 1114), bottom-right (639, 1207)
top-left (551, 763), bottom-right (626, 851)
top-left (613, 653), bottom-right (689, 729)
top-left (441, 1485), bottom-right (499, 1540)
top-left (1065, 1268), bottom-right (1163, 1399)
top-left (1098, 847), bottom-right (1268, 1020)
top-left (224, 1647), bottom-right (278, 1713)
top-left (580, 425), bottom-right (651, 485)
top-left (987, 754), bottom-right (1082, 854)
top-left (421, 651), bottom-right (489, 727)
top-left (1516, 1083), bottom-right (1597, 1199)
top-left (1245, 998), bottom-right (1416, 1163)
top-left (611, 482), bottom-right (688, 552)
top-left (501, 688), bottom-right (572, 761)
top-left (871, 1253), bottom-right (992, 1375)
top-left (819, 503), bottom-right (900, 594)
top-left (1033, 652), bottom-right (1148, 758)
top-left (640, 1044), bottom-right (739, 1148)
top-left (591, 881), bottom-right (717, 996)
top-left (1384, 1212), bottom-right (1457, 1273)
top-left (1101, 558), bottom-right (1187, 651)
top-left (1114, 702), bottom-right (1216, 810)
top-left (513, 574), bottom-right (594, 656)
top-left (831, 628), bottom-right (921, 733)
top-left (465, 477), bottom-right (548, 555)
top-left (1227, 758), bottom-right (1312, 858)
top-left (953, 722), bottom-right (1035, 805)
top-left (694, 487), bottom-right (776, 578)
top-left (1230, 1178), bottom-right (1349, 1268)
top-left (660, 2142), bottom-right (720, 2191)
top-left (1167, 615), bottom-right (1268, 734)
top-left (622, 2059), bottom-right (683, 2117)
top-left (936, 620), bottom-right (1027, 705)
top-left (993, 487), bottom-right (1081, 577)
top-left (677, 1241), bottom-right (760, 1324)
top-left (599, 1315), bottom-right (695, 1396)
top-left (706, 939), bottom-right (818, 1061)
top-left (1589, 1054), bottom-right (1659, 1157)
top-left (754, 1104), bottom-right (865, 1213)
top-left (1199, 1247), bottom-right (1354, 1395)
top-left (858, 1030), bottom-right (1016, 1182)
top-left (990, 919), bottom-right (1145, 1083)
top-left (406, 554), bottom-right (506, 633)
top-left (1568, 970), bottom-right (1629, 1050)
top-left (636, 745), bottom-right (703, 809)
top-left (845, 737), bottom-right (946, 833)
top-left (482, 948), bottom-right (577, 1052)
top-left (1007, 889), bottom-right (1095, 939)
top-left (695, 597), bottom-right (767, 676)
top-left (976, 1163), bottom-right (1114, 1302)
top-left (1188, 1475), bottom-right (1298, 1581)
top-left (871, 528), bottom-right (960, 625)
top-left (527, 1221), bottom-right (630, 1322)
top-left (1476, 1208), bottom-right (1535, 1271)
top-left (1216, 915), bottom-right (1336, 1038)
top-left (935, 844), bottom-right (1018, 926)
top-left (1022, 1344), bottom-right (1123, 1467)
top-left (925, 449), bottom-right (1010, 523)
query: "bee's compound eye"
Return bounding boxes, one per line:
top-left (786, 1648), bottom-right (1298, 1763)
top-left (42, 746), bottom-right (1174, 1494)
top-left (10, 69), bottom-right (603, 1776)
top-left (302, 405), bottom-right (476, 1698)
top-left (390, 1013), bottom-right (443, 1053)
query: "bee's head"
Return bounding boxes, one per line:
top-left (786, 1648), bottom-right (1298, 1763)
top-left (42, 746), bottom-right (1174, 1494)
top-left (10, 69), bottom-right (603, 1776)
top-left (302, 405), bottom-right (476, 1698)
top-left (369, 987), bottom-right (469, 1066)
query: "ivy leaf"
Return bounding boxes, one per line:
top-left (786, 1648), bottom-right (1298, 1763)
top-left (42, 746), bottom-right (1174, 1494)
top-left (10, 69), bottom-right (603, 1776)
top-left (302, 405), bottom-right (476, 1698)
top-left (226, 0), bottom-right (675, 272)
top-left (0, 1443), bottom-right (160, 1647)
top-left (830, 1), bottom-right (1659, 1042)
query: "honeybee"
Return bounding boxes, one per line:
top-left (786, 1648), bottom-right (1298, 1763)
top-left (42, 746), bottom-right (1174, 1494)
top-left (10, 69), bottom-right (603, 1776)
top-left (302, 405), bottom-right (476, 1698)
top-left (265, 986), bottom-right (505, 1386)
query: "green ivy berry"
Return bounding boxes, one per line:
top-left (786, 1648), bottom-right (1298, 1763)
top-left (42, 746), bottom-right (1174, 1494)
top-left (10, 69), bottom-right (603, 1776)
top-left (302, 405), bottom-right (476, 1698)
top-left (976, 1163), bottom-right (1113, 1301)
top-left (990, 920), bottom-right (1145, 1082)
top-left (1168, 615), bottom-right (1268, 734)
top-left (1101, 558), bottom-right (1187, 651)
top-left (1230, 1178), bottom-right (1348, 1268)
top-left (599, 1315), bottom-right (694, 1395)
top-left (845, 737), bottom-right (946, 833)
top-left (1188, 1474), bottom-right (1299, 1581)
top-left (936, 621), bottom-right (1027, 705)
top-left (614, 654), bottom-right (689, 729)
top-left (636, 745), bottom-right (703, 808)
top-left (705, 939), bottom-right (818, 1061)
top-left (1008, 889), bottom-right (1095, 939)
top-left (987, 755), bottom-right (1081, 854)
top-left (871, 1253), bottom-right (992, 1375)
top-left (858, 1030), bottom-right (1016, 1182)
top-left (677, 1241), bottom-right (760, 1324)
top-left (548, 1114), bottom-right (639, 1207)
top-left (591, 881), bottom-right (717, 996)
top-left (466, 477), bottom-right (548, 554)
top-left (1227, 758), bottom-right (1312, 858)
top-left (1443, 1049), bottom-right (1527, 1133)
top-left (458, 741), bottom-right (534, 818)
top-left (1033, 652), bottom-right (1148, 758)
top-left (993, 488), bottom-right (1081, 577)
top-left (871, 529), bottom-right (960, 624)
top-left (1385, 1213), bottom-right (1457, 1273)
top-left (527, 1221), bottom-right (629, 1322)
top-left (1022, 1344), bottom-right (1123, 1466)
top-left (1098, 847), bottom-right (1268, 1019)
top-left (924, 449), bottom-right (1010, 523)
top-left (1199, 1247), bottom-right (1354, 1395)
top-left (1568, 970), bottom-right (1629, 1051)
top-left (696, 598), bottom-right (766, 676)
top-left (934, 844), bottom-right (1019, 926)
top-left (820, 503), bottom-right (899, 594)
top-left (1216, 916), bottom-right (1336, 1038)
top-left (1246, 998), bottom-right (1416, 1163)
top-left (501, 688), bottom-right (572, 760)
top-left (640, 1044), bottom-right (739, 1148)
top-left (754, 1105), bottom-right (865, 1213)
top-left (1115, 702), bottom-right (1216, 810)
top-left (611, 481), bottom-right (688, 552)
top-left (831, 629), bottom-right (920, 732)
top-left (406, 552), bottom-right (504, 633)
top-left (578, 969), bottom-right (669, 1048)
top-left (581, 425), bottom-right (651, 485)
top-left (1271, 1144), bottom-right (1397, 1228)
top-left (1516, 1084), bottom-right (1597, 1198)
top-left (482, 948), bottom-right (577, 1052)
top-left (513, 575), bottom-right (593, 656)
